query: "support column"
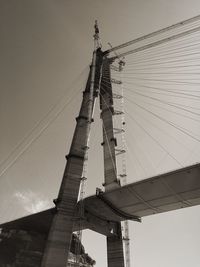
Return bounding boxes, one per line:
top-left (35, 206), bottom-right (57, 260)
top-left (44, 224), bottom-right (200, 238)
top-left (100, 57), bottom-right (125, 267)
top-left (41, 48), bottom-right (103, 267)
top-left (100, 58), bottom-right (119, 191)
top-left (107, 223), bottom-right (125, 267)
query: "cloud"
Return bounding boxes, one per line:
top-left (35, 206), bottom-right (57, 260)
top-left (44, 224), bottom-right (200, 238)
top-left (14, 190), bottom-right (50, 213)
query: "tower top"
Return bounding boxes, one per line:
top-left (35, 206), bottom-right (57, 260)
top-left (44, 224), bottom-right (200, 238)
top-left (93, 20), bottom-right (102, 49)
top-left (94, 20), bottom-right (99, 35)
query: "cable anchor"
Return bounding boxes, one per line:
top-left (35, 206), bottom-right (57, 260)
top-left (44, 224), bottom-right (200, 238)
top-left (111, 78), bottom-right (122, 84)
top-left (115, 148), bottom-right (126, 156)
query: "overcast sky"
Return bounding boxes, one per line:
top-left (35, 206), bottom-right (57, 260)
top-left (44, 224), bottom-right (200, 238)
top-left (1, 1), bottom-right (200, 267)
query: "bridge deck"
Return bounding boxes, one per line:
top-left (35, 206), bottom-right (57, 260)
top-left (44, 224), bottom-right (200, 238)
top-left (1, 163), bottom-right (200, 235)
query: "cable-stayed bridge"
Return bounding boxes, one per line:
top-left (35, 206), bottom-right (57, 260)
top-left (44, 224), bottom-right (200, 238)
top-left (1, 15), bottom-right (200, 267)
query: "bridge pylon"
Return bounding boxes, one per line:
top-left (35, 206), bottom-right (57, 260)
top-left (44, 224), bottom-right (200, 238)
top-left (100, 56), bottom-right (125, 267)
top-left (41, 21), bottom-right (125, 267)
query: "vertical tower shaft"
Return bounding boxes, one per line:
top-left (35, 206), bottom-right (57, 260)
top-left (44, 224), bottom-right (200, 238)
top-left (100, 57), bottom-right (125, 267)
top-left (41, 48), bottom-right (103, 267)
top-left (100, 58), bottom-right (119, 191)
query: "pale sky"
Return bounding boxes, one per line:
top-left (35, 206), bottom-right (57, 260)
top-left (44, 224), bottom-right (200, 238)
top-left (1, 1), bottom-right (200, 267)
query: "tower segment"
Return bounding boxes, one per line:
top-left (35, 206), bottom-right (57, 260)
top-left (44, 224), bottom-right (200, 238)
top-left (100, 57), bottom-right (125, 267)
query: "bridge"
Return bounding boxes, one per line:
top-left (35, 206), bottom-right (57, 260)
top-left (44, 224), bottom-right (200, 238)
top-left (1, 11), bottom-right (200, 267)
